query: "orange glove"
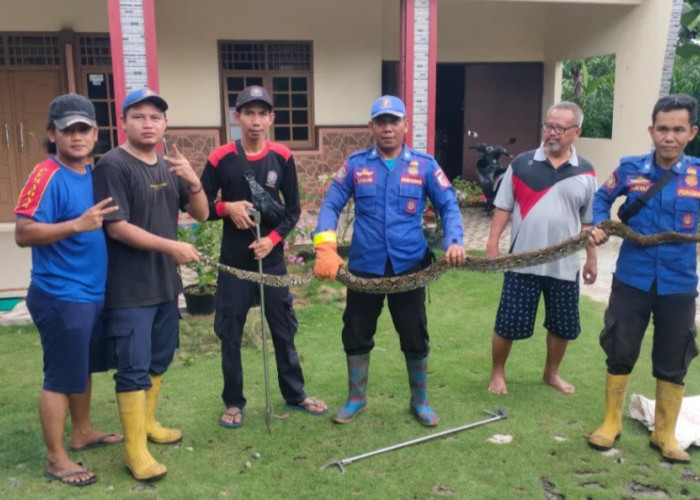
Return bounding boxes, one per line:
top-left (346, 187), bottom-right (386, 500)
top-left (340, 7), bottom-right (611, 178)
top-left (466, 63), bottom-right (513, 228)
top-left (313, 231), bottom-right (345, 282)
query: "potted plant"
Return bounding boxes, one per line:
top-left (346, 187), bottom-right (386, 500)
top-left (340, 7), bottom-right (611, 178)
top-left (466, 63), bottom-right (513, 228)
top-left (177, 219), bottom-right (222, 315)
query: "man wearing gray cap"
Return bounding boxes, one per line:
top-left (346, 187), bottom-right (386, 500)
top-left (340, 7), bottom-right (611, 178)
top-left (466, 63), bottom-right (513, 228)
top-left (200, 85), bottom-right (328, 429)
top-left (93, 87), bottom-right (208, 482)
top-left (15, 93), bottom-right (122, 486)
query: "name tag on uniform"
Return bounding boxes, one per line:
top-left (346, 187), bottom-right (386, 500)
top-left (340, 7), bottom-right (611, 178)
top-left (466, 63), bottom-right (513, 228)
top-left (677, 187), bottom-right (700, 199)
top-left (400, 176), bottom-right (423, 186)
top-left (354, 167), bottom-right (377, 185)
top-left (626, 175), bottom-right (651, 193)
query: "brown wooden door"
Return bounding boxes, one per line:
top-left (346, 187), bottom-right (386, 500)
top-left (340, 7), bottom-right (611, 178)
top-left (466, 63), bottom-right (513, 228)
top-left (462, 63), bottom-right (543, 182)
top-left (0, 72), bottom-right (16, 220)
top-left (0, 70), bottom-right (61, 221)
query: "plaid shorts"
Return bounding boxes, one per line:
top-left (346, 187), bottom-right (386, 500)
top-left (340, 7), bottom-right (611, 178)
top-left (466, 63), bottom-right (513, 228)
top-left (494, 271), bottom-right (581, 341)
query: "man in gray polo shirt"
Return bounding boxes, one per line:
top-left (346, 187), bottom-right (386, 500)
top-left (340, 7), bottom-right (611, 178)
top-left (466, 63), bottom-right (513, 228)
top-left (486, 101), bottom-right (598, 395)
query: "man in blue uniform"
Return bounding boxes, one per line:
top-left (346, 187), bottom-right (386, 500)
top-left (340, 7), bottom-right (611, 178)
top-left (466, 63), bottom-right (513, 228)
top-left (313, 95), bottom-right (466, 427)
top-left (588, 94), bottom-right (699, 463)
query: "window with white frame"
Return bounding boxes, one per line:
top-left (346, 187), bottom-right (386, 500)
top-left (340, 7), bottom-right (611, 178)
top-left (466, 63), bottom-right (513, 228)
top-left (219, 41), bottom-right (313, 148)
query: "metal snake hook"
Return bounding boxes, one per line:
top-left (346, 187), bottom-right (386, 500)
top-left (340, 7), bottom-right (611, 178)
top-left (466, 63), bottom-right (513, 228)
top-left (319, 408), bottom-right (509, 473)
top-left (247, 207), bottom-right (286, 434)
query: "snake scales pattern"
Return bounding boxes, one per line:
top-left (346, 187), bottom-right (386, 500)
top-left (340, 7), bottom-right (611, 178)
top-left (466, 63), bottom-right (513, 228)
top-left (203, 221), bottom-right (700, 295)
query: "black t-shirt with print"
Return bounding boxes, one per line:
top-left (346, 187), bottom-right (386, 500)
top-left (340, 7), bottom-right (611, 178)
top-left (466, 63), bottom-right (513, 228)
top-left (93, 147), bottom-right (190, 308)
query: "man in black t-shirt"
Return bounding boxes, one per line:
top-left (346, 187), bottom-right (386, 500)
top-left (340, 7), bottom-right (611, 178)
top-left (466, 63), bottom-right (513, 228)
top-left (200, 85), bottom-right (327, 428)
top-left (93, 88), bottom-right (208, 482)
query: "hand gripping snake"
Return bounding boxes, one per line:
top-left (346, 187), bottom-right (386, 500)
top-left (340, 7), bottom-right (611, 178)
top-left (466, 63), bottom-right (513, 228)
top-left (202, 221), bottom-right (700, 295)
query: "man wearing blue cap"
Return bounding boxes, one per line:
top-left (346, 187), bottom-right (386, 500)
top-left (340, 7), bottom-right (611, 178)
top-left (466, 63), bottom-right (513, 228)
top-left (93, 87), bottom-right (209, 481)
top-left (313, 95), bottom-right (466, 426)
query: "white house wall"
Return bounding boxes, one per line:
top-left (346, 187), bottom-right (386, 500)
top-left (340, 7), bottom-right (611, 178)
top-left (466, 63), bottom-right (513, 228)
top-left (381, 0), bottom-right (672, 181)
top-left (0, 0), bottom-right (674, 178)
top-left (544, 0), bottom-right (673, 180)
top-left (156, 0), bottom-right (382, 127)
top-left (0, 0), bottom-right (108, 31)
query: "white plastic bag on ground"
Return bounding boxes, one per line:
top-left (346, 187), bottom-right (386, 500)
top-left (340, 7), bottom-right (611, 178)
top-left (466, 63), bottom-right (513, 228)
top-left (628, 393), bottom-right (700, 450)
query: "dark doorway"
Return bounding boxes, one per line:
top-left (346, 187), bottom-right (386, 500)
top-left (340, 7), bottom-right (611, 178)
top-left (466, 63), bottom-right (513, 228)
top-left (462, 63), bottom-right (543, 181)
top-left (382, 60), bottom-right (399, 97)
top-left (435, 64), bottom-right (465, 180)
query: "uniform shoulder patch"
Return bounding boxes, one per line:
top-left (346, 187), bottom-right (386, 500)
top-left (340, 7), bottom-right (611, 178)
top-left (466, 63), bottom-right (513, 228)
top-left (433, 167), bottom-right (451, 191)
top-left (333, 163), bottom-right (349, 184)
top-left (14, 159), bottom-right (60, 217)
top-left (603, 171), bottom-right (620, 195)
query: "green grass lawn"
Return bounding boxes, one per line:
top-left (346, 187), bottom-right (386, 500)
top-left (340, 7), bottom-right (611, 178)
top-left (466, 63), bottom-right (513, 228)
top-left (0, 270), bottom-right (698, 499)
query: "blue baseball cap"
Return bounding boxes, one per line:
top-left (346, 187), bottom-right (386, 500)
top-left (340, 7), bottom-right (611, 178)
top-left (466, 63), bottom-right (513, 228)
top-left (370, 95), bottom-right (406, 119)
top-left (122, 87), bottom-right (168, 115)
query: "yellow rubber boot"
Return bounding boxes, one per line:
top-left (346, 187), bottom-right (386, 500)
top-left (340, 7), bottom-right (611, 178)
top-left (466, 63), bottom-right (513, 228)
top-left (117, 391), bottom-right (168, 482)
top-left (588, 373), bottom-right (630, 450)
top-left (650, 380), bottom-right (690, 463)
top-left (146, 374), bottom-right (182, 444)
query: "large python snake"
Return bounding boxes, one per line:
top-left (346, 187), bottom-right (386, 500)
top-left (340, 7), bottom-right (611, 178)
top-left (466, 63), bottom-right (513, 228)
top-left (203, 221), bottom-right (700, 295)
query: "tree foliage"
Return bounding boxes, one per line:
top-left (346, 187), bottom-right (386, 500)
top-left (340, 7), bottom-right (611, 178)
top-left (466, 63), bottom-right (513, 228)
top-left (677, 0), bottom-right (700, 57)
top-left (561, 55), bottom-right (615, 139)
top-left (559, 1), bottom-right (700, 154)
top-left (671, 56), bottom-right (700, 156)
top-left (672, 0), bottom-right (700, 156)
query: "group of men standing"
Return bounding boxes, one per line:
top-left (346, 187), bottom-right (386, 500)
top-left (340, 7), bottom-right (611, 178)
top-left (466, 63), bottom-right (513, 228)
top-left (14, 85), bottom-right (698, 486)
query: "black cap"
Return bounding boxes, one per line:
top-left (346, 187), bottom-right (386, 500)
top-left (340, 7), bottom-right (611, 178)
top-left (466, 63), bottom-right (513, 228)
top-left (235, 86), bottom-right (273, 111)
top-left (49, 94), bottom-right (97, 129)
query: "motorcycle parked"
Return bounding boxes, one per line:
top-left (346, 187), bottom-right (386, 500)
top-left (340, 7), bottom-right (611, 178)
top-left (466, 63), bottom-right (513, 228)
top-left (467, 132), bottom-right (516, 213)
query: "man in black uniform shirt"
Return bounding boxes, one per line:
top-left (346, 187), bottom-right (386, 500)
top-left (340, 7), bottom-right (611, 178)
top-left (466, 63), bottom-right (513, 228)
top-left (200, 85), bottom-right (327, 428)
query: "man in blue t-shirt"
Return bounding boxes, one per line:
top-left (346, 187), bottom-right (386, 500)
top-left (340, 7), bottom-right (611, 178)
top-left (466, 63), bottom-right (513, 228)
top-left (588, 94), bottom-right (699, 463)
top-left (15, 94), bottom-right (122, 487)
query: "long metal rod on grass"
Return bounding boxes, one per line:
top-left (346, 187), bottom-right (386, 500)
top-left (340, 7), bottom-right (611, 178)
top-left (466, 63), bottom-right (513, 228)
top-left (320, 408), bottom-right (509, 473)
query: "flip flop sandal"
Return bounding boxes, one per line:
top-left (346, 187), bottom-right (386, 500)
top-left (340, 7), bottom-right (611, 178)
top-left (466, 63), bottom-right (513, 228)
top-left (44, 466), bottom-right (98, 487)
top-left (219, 407), bottom-right (244, 428)
top-left (69, 432), bottom-right (124, 452)
top-left (285, 397), bottom-right (329, 416)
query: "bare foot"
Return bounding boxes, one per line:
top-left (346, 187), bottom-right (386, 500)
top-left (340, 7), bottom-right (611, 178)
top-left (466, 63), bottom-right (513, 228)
top-left (488, 372), bottom-right (508, 394)
top-left (543, 373), bottom-right (575, 393)
top-left (69, 429), bottom-right (123, 451)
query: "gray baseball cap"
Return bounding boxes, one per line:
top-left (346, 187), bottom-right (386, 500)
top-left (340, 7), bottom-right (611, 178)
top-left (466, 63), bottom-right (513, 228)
top-left (49, 94), bottom-right (97, 129)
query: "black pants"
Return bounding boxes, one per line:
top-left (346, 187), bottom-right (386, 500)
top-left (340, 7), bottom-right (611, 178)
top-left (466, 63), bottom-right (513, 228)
top-left (342, 258), bottom-right (430, 358)
top-left (214, 261), bottom-right (306, 409)
top-left (601, 277), bottom-right (699, 384)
